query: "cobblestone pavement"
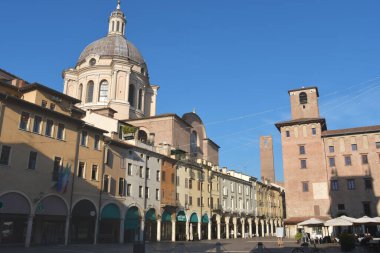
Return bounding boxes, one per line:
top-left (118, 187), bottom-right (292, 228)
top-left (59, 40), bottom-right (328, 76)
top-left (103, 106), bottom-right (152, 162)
top-left (0, 237), bottom-right (378, 253)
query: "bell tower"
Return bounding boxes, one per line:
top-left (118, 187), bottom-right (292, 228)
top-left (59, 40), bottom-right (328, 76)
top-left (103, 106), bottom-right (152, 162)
top-left (289, 87), bottom-right (320, 120)
top-left (108, 0), bottom-right (126, 36)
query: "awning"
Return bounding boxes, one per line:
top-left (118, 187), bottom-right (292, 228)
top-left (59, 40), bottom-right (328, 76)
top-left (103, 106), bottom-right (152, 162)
top-left (324, 217), bottom-right (353, 227)
top-left (202, 214), bottom-right (209, 223)
top-left (297, 218), bottom-right (325, 227)
top-left (190, 213), bottom-right (198, 223)
top-left (101, 203), bottom-right (120, 219)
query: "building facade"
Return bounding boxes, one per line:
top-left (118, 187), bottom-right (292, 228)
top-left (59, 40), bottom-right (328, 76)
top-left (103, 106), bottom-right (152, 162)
top-left (275, 86), bottom-right (380, 236)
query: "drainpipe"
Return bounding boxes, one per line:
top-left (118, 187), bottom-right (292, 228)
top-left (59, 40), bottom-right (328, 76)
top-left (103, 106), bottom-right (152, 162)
top-left (66, 123), bottom-right (83, 246)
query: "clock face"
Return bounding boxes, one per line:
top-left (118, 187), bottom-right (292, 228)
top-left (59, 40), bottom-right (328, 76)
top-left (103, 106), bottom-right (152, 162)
top-left (89, 58), bottom-right (96, 66)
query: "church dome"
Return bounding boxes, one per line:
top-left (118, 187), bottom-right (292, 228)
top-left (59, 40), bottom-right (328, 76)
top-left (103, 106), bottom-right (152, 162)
top-left (78, 35), bottom-right (145, 65)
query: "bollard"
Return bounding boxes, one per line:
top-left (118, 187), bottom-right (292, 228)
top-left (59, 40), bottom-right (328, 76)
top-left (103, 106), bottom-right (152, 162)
top-left (257, 242), bottom-right (264, 253)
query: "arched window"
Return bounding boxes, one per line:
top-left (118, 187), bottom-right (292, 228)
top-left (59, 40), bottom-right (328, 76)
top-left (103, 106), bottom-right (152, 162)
top-left (138, 130), bottom-right (148, 143)
top-left (299, 92), bottom-right (308, 104)
top-left (99, 80), bottom-right (109, 102)
top-left (112, 21), bottom-right (115, 31)
top-left (128, 84), bottom-right (135, 107)
top-left (190, 131), bottom-right (198, 156)
top-left (138, 89), bottom-right (143, 110)
top-left (122, 23), bottom-right (124, 34)
top-left (78, 83), bottom-right (83, 102)
top-left (86, 81), bottom-right (94, 103)
top-left (117, 21), bottom-right (120, 32)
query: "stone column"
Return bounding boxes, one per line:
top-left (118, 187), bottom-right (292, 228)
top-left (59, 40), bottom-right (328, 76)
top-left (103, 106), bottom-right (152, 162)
top-left (261, 220), bottom-right (265, 237)
top-left (270, 219), bottom-right (274, 236)
top-left (119, 218), bottom-right (125, 244)
top-left (233, 220), bottom-right (237, 239)
top-left (140, 219), bottom-right (145, 242)
top-left (64, 215), bottom-right (70, 245)
top-left (266, 220), bottom-right (270, 237)
top-left (217, 222), bottom-right (221, 239)
top-left (198, 222), bottom-right (201, 240)
top-left (171, 220), bottom-right (176, 242)
top-left (242, 220), bottom-right (245, 238)
top-left (186, 221), bottom-right (190, 241)
top-left (25, 215), bottom-right (34, 248)
top-left (157, 219), bottom-right (161, 242)
top-left (255, 218), bottom-right (259, 237)
top-left (248, 218), bottom-right (252, 238)
top-left (208, 222), bottom-right (211, 240)
top-left (226, 221), bottom-right (230, 239)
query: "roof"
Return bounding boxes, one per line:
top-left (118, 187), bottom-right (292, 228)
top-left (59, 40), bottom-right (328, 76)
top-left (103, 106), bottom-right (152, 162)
top-left (275, 118), bottom-right (327, 131)
top-left (78, 35), bottom-right (145, 65)
top-left (322, 125), bottom-right (380, 137)
top-left (0, 68), bottom-right (26, 82)
top-left (204, 138), bottom-right (220, 149)
top-left (125, 113), bottom-right (193, 128)
top-left (20, 83), bottom-right (81, 104)
top-left (288, 86), bottom-right (319, 97)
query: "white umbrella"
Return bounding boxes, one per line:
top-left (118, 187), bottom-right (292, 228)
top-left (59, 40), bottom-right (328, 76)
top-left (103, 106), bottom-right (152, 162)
top-left (325, 217), bottom-right (353, 227)
top-left (354, 216), bottom-right (379, 224)
top-left (297, 218), bottom-right (325, 227)
top-left (339, 215), bottom-right (357, 223)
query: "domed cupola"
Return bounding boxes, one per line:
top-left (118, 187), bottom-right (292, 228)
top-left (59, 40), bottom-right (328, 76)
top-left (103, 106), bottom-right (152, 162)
top-left (63, 0), bottom-right (159, 121)
top-left (108, 0), bottom-right (126, 36)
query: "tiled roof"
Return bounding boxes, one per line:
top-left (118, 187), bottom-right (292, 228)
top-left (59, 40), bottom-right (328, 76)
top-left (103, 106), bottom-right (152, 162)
top-left (322, 125), bottom-right (380, 137)
top-left (275, 118), bottom-right (327, 131)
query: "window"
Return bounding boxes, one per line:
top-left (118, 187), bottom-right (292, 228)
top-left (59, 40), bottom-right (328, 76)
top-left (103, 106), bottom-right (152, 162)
top-left (185, 178), bottom-right (188, 188)
top-left (156, 189), bottom-right (160, 200)
top-left (329, 157), bottom-right (336, 167)
top-left (78, 162), bottom-right (85, 178)
top-left (119, 178), bottom-right (125, 196)
top-left (171, 173), bottom-right (175, 183)
top-left (156, 170), bottom-right (160, 181)
top-left (91, 165), bottom-right (98, 180)
top-left (363, 202), bottom-right (371, 216)
top-left (19, 112), bottom-right (30, 130)
top-left (347, 179), bottom-right (355, 190)
top-left (197, 198), bottom-right (201, 207)
top-left (139, 166), bottom-right (143, 178)
top-left (299, 92), bottom-right (308, 104)
top-left (189, 196), bottom-right (193, 205)
top-left (299, 145), bottom-right (305, 155)
top-left (28, 151), bottom-right (37, 170)
top-left (41, 100), bottom-right (47, 108)
top-left (300, 159), bottom-right (307, 169)
top-left (139, 186), bottom-right (143, 198)
top-left (0, 145), bottom-right (11, 166)
top-left (94, 135), bottom-right (100, 150)
top-left (189, 179), bottom-right (192, 189)
top-left (364, 179), bottom-right (373, 190)
top-left (127, 163), bottom-right (132, 175)
top-left (128, 84), bottom-right (135, 107)
top-left (344, 156), bottom-right (352, 166)
top-left (376, 142), bottom-right (380, 149)
top-left (146, 168), bottom-right (150, 179)
top-left (86, 81), bottom-right (94, 103)
top-left (57, 123), bottom-right (65, 140)
top-left (329, 146), bottom-right (334, 153)
top-left (302, 181), bottom-right (309, 192)
top-left (80, 131), bottom-right (88, 146)
top-left (351, 144), bottom-right (357, 151)
top-left (311, 127), bottom-right (316, 135)
top-left (338, 204), bottom-right (345, 210)
top-left (78, 84), bottom-right (83, 101)
top-left (45, 119), bottom-right (54, 137)
top-left (145, 187), bottom-right (149, 198)
top-left (161, 171), bottom-right (166, 181)
top-left (32, 116), bottom-right (42, 133)
top-left (52, 157), bottom-right (61, 181)
top-left (285, 130), bottom-right (290, 138)
top-left (238, 185), bottom-right (242, 194)
top-left (127, 184), bottom-right (131, 196)
top-left (50, 103), bottom-right (55, 111)
top-left (99, 80), bottom-right (109, 102)
top-left (331, 180), bottom-right (339, 191)
top-left (103, 175), bottom-right (110, 193)
top-left (138, 89), bottom-right (143, 110)
top-left (361, 154), bottom-right (368, 165)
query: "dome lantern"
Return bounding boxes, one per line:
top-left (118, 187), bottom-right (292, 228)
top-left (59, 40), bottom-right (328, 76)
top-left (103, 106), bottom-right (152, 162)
top-left (108, 0), bottom-right (126, 36)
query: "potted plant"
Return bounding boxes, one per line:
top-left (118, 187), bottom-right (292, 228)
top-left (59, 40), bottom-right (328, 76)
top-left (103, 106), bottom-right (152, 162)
top-left (295, 232), bottom-right (302, 243)
top-left (122, 125), bottom-right (137, 140)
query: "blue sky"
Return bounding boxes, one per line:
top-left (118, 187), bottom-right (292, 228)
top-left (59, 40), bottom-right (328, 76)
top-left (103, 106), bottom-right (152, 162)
top-left (1, 0), bottom-right (380, 182)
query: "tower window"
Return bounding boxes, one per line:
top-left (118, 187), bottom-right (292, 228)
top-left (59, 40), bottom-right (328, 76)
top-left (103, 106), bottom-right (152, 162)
top-left (112, 21), bottom-right (115, 31)
top-left (78, 83), bottom-right (83, 101)
top-left (302, 181), bottom-right (309, 192)
top-left (299, 92), bottom-right (308, 104)
top-left (89, 58), bottom-right (96, 66)
top-left (138, 89), bottom-right (143, 110)
top-left (311, 127), bottom-right (316, 135)
top-left (117, 21), bottom-right (120, 32)
top-left (128, 84), bottom-right (135, 107)
top-left (299, 145), bottom-right (306, 155)
top-left (99, 80), bottom-right (109, 102)
top-left (285, 130), bottom-right (290, 138)
top-left (86, 81), bottom-right (94, 103)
